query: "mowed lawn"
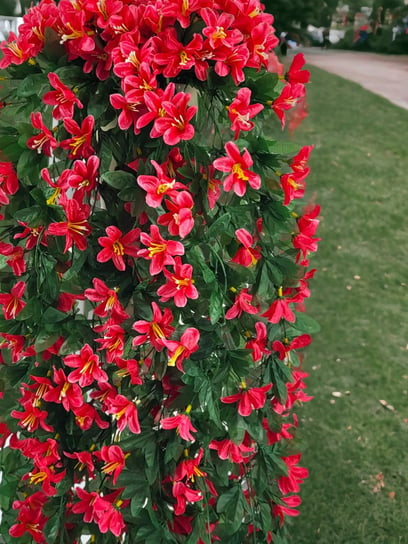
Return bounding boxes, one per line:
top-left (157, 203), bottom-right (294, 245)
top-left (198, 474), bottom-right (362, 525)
top-left (286, 66), bottom-right (408, 543)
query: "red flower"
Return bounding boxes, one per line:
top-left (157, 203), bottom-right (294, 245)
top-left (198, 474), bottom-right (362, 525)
top-left (9, 505), bottom-right (48, 543)
top-left (172, 481), bottom-right (202, 515)
top-left (47, 198), bottom-right (91, 253)
top-left (208, 438), bottom-right (254, 463)
top-left (94, 323), bottom-right (125, 363)
top-left (61, 155), bottom-right (100, 196)
top-left (64, 450), bottom-right (95, 479)
top-left (221, 383), bottom-right (272, 416)
top-left (138, 225), bottom-right (184, 276)
top-left (231, 228), bottom-right (261, 267)
top-left (151, 90), bottom-right (197, 146)
top-left (261, 289), bottom-right (296, 324)
top-left (272, 334), bottom-right (312, 361)
top-left (291, 145), bottom-right (314, 177)
top-left (286, 53), bottom-right (310, 84)
top-left (278, 454), bottom-right (309, 494)
top-left (84, 277), bottom-right (129, 322)
top-left (161, 412), bottom-right (198, 442)
top-left (64, 344), bottom-right (108, 387)
top-left (42, 72), bottom-right (83, 120)
top-left (0, 161), bottom-right (19, 205)
top-left (22, 465), bottom-right (66, 497)
top-left (10, 403), bottom-right (54, 433)
top-left (60, 115), bottom-right (95, 159)
top-left (272, 83), bottom-right (305, 129)
top-left (132, 302), bottom-right (175, 351)
top-left (157, 257), bottom-right (198, 307)
top-left (225, 288), bottom-right (259, 319)
top-left (0, 281), bottom-right (26, 320)
top-left (280, 171), bottom-right (306, 206)
top-left (293, 204), bottom-right (321, 263)
top-left (272, 494), bottom-right (302, 526)
top-left (154, 29), bottom-right (204, 79)
top-left (73, 402), bottom-right (109, 431)
top-left (26, 112), bottom-right (58, 156)
top-left (227, 87), bottom-right (264, 140)
top-left (213, 141), bottom-right (261, 197)
top-left (95, 445), bottom-right (128, 485)
top-left (14, 222), bottom-right (47, 250)
top-left (163, 327), bottom-right (200, 372)
top-left (0, 32), bottom-right (32, 69)
top-left (201, 8), bottom-right (243, 49)
top-left (137, 157), bottom-right (186, 208)
top-left (97, 225), bottom-right (140, 271)
top-left (0, 243), bottom-right (26, 276)
top-left (71, 488), bottom-right (109, 524)
top-left (44, 367), bottom-right (84, 412)
top-left (245, 322), bottom-right (271, 362)
top-left (105, 393), bottom-right (141, 434)
top-left (157, 191), bottom-right (195, 239)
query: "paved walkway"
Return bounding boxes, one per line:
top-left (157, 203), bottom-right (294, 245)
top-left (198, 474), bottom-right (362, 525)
top-left (289, 47), bottom-right (408, 110)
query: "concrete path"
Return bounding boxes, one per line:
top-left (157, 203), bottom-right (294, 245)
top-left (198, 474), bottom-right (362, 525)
top-left (289, 47), bottom-right (408, 110)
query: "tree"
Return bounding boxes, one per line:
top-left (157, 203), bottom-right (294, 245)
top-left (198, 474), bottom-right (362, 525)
top-left (264, 0), bottom-right (339, 31)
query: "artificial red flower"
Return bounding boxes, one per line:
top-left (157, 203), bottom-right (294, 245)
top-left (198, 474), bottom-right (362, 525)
top-left (138, 225), bottom-right (184, 276)
top-left (42, 72), bottom-right (83, 120)
top-left (227, 87), bottom-right (264, 140)
top-left (225, 288), bottom-right (259, 319)
top-left (261, 290), bottom-right (296, 324)
top-left (231, 228), bottom-right (261, 267)
top-left (201, 8), bottom-right (243, 50)
top-left (0, 32), bottom-right (33, 69)
top-left (60, 115), bottom-right (95, 159)
top-left (9, 505), bottom-right (48, 543)
top-left (214, 43), bottom-right (249, 85)
top-left (64, 344), bottom-right (108, 387)
top-left (44, 367), bottom-right (84, 412)
top-left (10, 403), bottom-right (54, 433)
top-left (97, 225), bottom-right (140, 271)
top-left (286, 53), bottom-right (310, 84)
top-left (163, 327), bottom-right (200, 372)
top-left (0, 333), bottom-right (33, 363)
top-left (208, 438), bottom-right (254, 463)
top-left (105, 393), bottom-right (141, 434)
top-left (0, 161), bottom-right (19, 205)
top-left (132, 301), bottom-right (175, 351)
top-left (280, 171), bottom-right (306, 206)
top-left (154, 29), bottom-right (204, 79)
top-left (160, 412), bottom-right (198, 442)
top-left (95, 445), bottom-right (128, 485)
top-left (157, 190), bottom-right (195, 239)
top-left (61, 155), bottom-right (100, 196)
top-left (213, 141), bottom-right (261, 197)
top-left (22, 465), bottom-right (66, 497)
top-left (278, 454), bottom-right (309, 494)
top-left (137, 157), bottom-right (186, 208)
top-left (71, 488), bottom-right (109, 525)
top-left (64, 450), bottom-right (95, 478)
top-left (221, 383), bottom-right (272, 416)
top-left (0, 281), bottom-right (26, 320)
top-left (47, 198), bottom-right (91, 253)
top-left (272, 334), bottom-right (312, 361)
top-left (272, 82), bottom-right (305, 129)
top-left (272, 494), bottom-right (302, 526)
top-left (157, 257), bottom-right (198, 307)
top-left (14, 222), bottom-right (47, 250)
top-left (73, 402), bottom-right (110, 430)
top-left (94, 323), bottom-right (125, 363)
top-left (245, 321), bottom-right (271, 362)
top-left (290, 145), bottom-right (314, 178)
top-left (115, 357), bottom-right (143, 385)
top-left (136, 83), bottom-right (176, 131)
top-left (84, 277), bottom-right (129, 322)
top-left (172, 481), bottom-right (202, 515)
top-left (109, 90), bottom-right (145, 134)
top-left (151, 90), bottom-right (197, 146)
top-left (26, 112), bottom-right (58, 156)
top-left (0, 243), bottom-right (26, 276)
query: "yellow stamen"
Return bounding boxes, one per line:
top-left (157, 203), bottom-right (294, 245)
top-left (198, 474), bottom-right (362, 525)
top-left (185, 404), bottom-right (192, 414)
top-left (113, 240), bottom-right (124, 256)
top-left (277, 287), bottom-right (283, 297)
top-left (151, 322), bottom-right (165, 339)
top-left (232, 163), bottom-right (249, 181)
top-left (179, 50), bottom-right (189, 66)
top-left (212, 27), bottom-right (227, 41)
top-left (168, 345), bottom-right (185, 367)
top-left (148, 242), bottom-right (166, 257)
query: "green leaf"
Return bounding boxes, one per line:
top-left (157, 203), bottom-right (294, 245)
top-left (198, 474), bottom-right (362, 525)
top-left (292, 312), bottom-right (321, 334)
top-left (209, 288), bottom-right (223, 325)
top-left (268, 141), bottom-right (301, 156)
top-left (207, 213), bottom-right (232, 238)
top-left (101, 170), bottom-right (136, 190)
top-left (42, 307), bottom-right (68, 323)
top-left (16, 73), bottom-right (48, 98)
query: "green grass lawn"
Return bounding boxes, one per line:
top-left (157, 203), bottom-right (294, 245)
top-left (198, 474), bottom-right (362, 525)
top-left (287, 66), bottom-right (408, 543)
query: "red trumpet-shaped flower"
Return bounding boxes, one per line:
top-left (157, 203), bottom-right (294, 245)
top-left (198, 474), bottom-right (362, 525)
top-left (227, 87), bottom-right (264, 140)
top-left (97, 225), bottom-right (140, 271)
top-left (172, 481), bottom-right (202, 516)
top-left (132, 302), bottom-right (175, 351)
top-left (42, 72), bottom-right (83, 120)
top-left (137, 158), bottom-right (186, 209)
top-left (47, 198), bottom-right (91, 253)
top-left (272, 334), bottom-right (312, 361)
top-left (44, 368), bottom-right (84, 412)
top-left (163, 327), bottom-right (200, 372)
top-left (285, 53), bottom-right (310, 85)
top-left (261, 290), bottom-right (296, 324)
top-left (157, 190), bottom-right (195, 239)
top-left (84, 278), bottom-right (129, 322)
top-left (0, 161), bottom-right (19, 205)
top-left (157, 257), bottom-right (198, 308)
top-left (64, 344), bottom-right (108, 387)
top-left (225, 288), bottom-right (259, 320)
top-left (221, 383), bottom-right (272, 416)
top-left (209, 437), bottom-right (255, 463)
top-left (138, 225), bottom-right (184, 276)
top-left (95, 445), bottom-right (128, 485)
top-left (231, 228), bottom-right (262, 267)
top-left (105, 393), bottom-right (141, 434)
top-left (272, 82), bottom-right (305, 129)
top-left (151, 90), bottom-right (197, 146)
top-left (60, 115), bottom-right (95, 159)
top-left (26, 112), bottom-right (58, 156)
top-left (213, 141), bottom-right (261, 197)
top-left (245, 322), bottom-right (271, 362)
top-left (161, 411), bottom-right (198, 442)
top-left (0, 281), bottom-right (26, 320)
